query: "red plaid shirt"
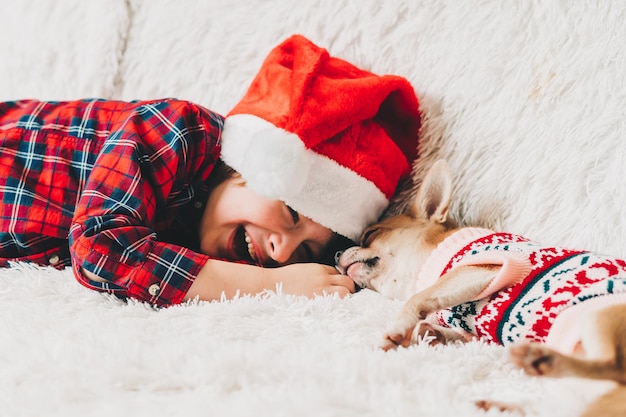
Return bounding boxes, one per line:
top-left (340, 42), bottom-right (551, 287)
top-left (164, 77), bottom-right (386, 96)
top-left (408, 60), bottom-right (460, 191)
top-left (0, 99), bottom-right (223, 306)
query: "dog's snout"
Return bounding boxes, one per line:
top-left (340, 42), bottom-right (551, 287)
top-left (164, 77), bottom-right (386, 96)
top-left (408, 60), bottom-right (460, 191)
top-left (334, 251), bottom-right (343, 264)
top-left (334, 251), bottom-right (345, 274)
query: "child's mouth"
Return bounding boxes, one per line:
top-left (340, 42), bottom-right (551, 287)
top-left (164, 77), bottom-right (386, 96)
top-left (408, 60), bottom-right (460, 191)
top-left (232, 226), bottom-right (258, 264)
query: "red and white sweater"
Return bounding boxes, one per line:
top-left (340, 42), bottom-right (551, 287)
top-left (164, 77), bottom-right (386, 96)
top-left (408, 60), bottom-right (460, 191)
top-left (415, 228), bottom-right (626, 353)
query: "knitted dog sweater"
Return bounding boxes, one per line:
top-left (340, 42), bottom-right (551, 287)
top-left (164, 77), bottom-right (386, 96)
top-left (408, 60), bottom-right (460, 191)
top-left (415, 228), bottom-right (626, 353)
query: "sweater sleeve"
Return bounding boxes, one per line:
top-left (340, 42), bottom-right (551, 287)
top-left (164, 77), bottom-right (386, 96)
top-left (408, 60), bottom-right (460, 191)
top-left (69, 100), bottom-right (224, 306)
top-left (454, 250), bottom-right (533, 301)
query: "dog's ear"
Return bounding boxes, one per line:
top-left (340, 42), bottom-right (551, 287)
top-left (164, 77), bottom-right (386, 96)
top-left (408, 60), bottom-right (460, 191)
top-left (408, 159), bottom-right (452, 223)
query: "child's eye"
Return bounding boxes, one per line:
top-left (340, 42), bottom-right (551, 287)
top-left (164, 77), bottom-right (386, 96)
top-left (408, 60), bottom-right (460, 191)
top-left (287, 205), bottom-right (300, 224)
top-left (302, 243), bottom-right (314, 262)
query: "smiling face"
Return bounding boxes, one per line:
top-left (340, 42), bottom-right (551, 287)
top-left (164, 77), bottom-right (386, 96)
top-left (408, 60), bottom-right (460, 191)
top-left (198, 176), bottom-right (334, 266)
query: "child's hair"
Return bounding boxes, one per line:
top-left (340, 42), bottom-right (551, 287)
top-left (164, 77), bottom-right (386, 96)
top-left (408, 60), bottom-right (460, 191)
top-left (317, 233), bottom-right (355, 266)
top-left (208, 158), bottom-right (240, 188)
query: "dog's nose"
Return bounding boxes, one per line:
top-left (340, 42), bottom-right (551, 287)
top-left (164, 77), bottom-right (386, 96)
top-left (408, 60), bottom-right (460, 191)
top-left (334, 251), bottom-right (343, 265)
top-left (334, 251), bottom-right (346, 275)
top-left (333, 250), bottom-right (361, 292)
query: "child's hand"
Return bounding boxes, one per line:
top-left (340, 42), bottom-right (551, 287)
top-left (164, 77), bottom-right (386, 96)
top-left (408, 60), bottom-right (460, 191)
top-left (186, 259), bottom-right (356, 302)
top-left (265, 263), bottom-right (356, 298)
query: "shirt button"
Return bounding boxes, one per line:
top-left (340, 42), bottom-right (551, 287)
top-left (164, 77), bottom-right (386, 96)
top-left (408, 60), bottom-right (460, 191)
top-left (148, 284), bottom-right (161, 296)
top-left (194, 201), bottom-right (203, 209)
top-left (48, 255), bottom-right (60, 265)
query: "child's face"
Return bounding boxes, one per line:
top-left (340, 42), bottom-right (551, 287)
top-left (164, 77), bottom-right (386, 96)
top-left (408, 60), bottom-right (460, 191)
top-left (199, 177), bottom-right (334, 266)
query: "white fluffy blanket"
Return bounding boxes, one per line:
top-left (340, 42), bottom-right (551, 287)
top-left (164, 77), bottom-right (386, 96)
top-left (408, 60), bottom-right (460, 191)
top-left (1, 1), bottom-right (625, 416)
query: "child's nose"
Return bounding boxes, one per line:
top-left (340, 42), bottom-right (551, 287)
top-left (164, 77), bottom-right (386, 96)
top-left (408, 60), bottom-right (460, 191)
top-left (268, 233), bottom-right (299, 265)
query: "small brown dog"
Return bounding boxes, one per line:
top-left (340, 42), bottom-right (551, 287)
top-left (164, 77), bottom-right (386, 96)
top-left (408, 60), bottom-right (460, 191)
top-left (337, 160), bottom-right (626, 416)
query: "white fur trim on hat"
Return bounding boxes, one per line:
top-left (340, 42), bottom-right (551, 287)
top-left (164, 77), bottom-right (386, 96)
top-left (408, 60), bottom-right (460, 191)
top-left (220, 114), bottom-right (388, 241)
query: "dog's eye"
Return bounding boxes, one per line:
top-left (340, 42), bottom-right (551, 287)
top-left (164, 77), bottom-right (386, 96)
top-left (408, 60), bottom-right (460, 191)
top-left (364, 257), bottom-right (379, 267)
top-left (361, 227), bottom-right (379, 246)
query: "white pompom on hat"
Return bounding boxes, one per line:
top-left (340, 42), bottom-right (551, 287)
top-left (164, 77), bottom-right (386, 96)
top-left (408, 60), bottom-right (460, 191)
top-left (220, 34), bottom-right (421, 241)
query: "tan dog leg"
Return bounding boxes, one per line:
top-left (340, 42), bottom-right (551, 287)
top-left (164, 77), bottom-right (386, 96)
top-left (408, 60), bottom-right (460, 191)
top-left (580, 385), bottom-right (626, 417)
top-left (510, 304), bottom-right (626, 383)
top-left (510, 304), bottom-right (626, 417)
top-left (381, 265), bottom-right (498, 350)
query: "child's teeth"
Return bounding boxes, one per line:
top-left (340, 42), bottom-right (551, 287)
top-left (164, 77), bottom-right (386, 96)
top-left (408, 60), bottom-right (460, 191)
top-left (244, 232), bottom-right (257, 261)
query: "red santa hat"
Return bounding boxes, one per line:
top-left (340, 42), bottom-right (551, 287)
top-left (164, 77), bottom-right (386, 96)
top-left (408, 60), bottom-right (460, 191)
top-left (220, 34), bottom-right (421, 241)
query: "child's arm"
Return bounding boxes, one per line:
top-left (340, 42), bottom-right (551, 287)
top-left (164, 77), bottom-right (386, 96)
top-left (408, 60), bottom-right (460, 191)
top-left (69, 99), bottom-right (223, 307)
top-left (69, 99), bottom-right (354, 306)
top-left (183, 260), bottom-right (355, 301)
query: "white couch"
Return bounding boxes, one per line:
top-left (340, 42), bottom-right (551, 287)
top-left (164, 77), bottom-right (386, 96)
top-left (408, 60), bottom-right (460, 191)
top-left (1, 1), bottom-right (624, 416)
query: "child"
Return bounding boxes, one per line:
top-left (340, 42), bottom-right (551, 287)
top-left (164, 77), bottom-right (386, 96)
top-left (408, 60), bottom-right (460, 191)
top-left (0, 35), bottom-right (421, 306)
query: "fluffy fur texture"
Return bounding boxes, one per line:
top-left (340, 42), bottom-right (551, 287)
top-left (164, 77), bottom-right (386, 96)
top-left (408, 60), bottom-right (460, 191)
top-left (1, 1), bottom-right (625, 416)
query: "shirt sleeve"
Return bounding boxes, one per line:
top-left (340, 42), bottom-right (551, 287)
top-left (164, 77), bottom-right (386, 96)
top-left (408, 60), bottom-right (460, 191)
top-left (453, 250), bottom-right (533, 300)
top-left (69, 99), bottom-right (223, 306)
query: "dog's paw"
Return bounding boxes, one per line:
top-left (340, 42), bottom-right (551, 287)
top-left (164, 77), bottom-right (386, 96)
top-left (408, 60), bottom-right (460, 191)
top-left (381, 321), bottom-right (446, 350)
top-left (380, 319), bottom-right (417, 351)
top-left (380, 328), bottom-right (414, 351)
top-left (475, 400), bottom-right (525, 415)
top-left (416, 321), bottom-right (447, 346)
top-left (509, 343), bottom-right (563, 377)
top-left (379, 336), bottom-right (400, 352)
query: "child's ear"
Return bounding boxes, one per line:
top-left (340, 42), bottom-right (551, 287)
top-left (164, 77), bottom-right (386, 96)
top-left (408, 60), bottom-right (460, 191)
top-left (408, 159), bottom-right (452, 223)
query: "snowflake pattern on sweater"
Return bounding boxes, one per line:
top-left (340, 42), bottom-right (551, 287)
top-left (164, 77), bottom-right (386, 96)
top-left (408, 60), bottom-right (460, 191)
top-left (433, 232), bottom-right (626, 346)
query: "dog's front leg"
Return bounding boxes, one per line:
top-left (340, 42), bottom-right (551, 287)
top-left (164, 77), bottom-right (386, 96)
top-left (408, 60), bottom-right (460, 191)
top-left (381, 265), bottom-right (499, 350)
